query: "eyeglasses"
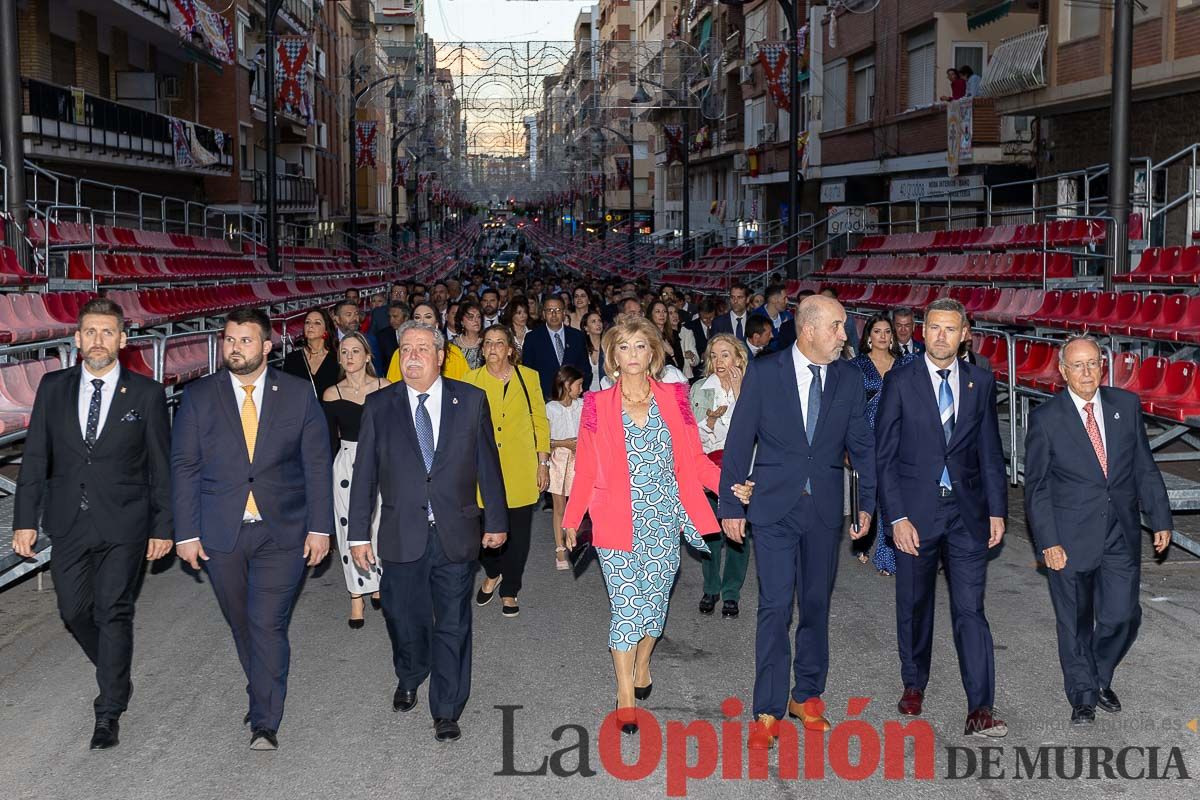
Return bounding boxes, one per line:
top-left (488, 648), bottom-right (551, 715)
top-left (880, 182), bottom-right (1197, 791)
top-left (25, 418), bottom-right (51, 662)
top-left (1064, 360), bottom-right (1102, 373)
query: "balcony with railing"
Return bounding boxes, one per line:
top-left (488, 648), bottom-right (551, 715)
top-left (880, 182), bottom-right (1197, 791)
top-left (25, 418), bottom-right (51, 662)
top-left (252, 170), bottom-right (317, 213)
top-left (22, 78), bottom-right (232, 175)
top-left (279, 0), bottom-right (315, 33)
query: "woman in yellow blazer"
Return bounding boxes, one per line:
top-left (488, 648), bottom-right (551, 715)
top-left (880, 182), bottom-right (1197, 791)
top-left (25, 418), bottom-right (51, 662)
top-left (464, 324), bottom-right (550, 617)
top-left (386, 302), bottom-right (469, 382)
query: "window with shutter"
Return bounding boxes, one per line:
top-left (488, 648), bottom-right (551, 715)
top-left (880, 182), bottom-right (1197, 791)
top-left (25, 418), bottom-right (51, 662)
top-left (823, 60), bottom-right (847, 130)
top-left (854, 53), bottom-right (875, 125)
top-left (906, 28), bottom-right (936, 110)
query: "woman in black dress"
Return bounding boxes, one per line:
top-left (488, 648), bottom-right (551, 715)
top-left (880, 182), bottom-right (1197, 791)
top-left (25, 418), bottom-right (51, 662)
top-left (282, 308), bottom-right (340, 399)
top-left (323, 331), bottom-right (390, 628)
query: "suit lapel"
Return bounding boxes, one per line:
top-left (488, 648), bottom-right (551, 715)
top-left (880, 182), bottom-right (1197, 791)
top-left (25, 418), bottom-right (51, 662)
top-left (812, 360), bottom-right (839, 444)
top-left (1059, 390), bottom-right (1108, 483)
top-left (392, 385), bottom-right (421, 458)
top-left (432, 380), bottom-right (457, 466)
top-left (66, 366), bottom-right (85, 452)
top-left (218, 370), bottom-right (251, 466)
top-left (946, 363), bottom-right (974, 450)
top-left (1098, 387), bottom-right (1118, 484)
top-left (780, 352), bottom-right (808, 449)
top-left (255, 369), bottom-right (281, 453)
top-left (914, 359), bottom-right (946, 453)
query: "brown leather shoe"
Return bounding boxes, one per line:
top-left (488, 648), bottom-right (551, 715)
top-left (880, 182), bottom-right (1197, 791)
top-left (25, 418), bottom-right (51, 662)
top-left (747, 714), bottom-right (779, 750)
top-left (964, 707), bottom-right (1008, 738)
top-left (898, 687), bottom-right (924, 716)
top-left (787, 697), bottom-right (831, 731)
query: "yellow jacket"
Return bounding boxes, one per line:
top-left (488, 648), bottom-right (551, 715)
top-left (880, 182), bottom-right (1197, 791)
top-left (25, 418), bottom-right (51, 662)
top-left (462, 364), bottom-right (550, 508)
top-left (387, 341), bottom-right (469, 383)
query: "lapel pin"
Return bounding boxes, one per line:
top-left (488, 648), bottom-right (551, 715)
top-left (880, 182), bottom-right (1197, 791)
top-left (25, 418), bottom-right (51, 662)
top-left (452, 397), bottom-right (459, 405)
top-left (119, 386), bottom-right (127, 394)
top-left (1113, 411), bottom-right (1120, 420)
top-left (968, 381), bottom-right (974, 389)
top-left (272, 385), bottom-right (278, 391)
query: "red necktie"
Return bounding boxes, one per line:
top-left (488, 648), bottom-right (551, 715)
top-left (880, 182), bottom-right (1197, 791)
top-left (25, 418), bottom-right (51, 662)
top-left (1084, 402), bottom-right (1107, 477)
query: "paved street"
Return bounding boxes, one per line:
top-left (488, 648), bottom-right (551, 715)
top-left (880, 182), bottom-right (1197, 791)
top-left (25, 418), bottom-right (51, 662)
top-left (2, 490), bottom-right (1199, 800)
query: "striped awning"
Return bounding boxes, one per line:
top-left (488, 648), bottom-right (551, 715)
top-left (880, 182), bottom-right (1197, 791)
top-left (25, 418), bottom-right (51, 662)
top-left (968, 1), bottom-right (1013, 31)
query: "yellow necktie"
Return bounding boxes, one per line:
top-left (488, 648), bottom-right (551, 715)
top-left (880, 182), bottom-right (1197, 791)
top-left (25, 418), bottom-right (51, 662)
top-left (240, 384), bottom-right (259, 517)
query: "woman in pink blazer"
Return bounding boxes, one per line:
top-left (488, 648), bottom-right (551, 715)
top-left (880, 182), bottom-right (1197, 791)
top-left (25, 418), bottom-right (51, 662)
top-left (564, 316), bottom-right (752, 734)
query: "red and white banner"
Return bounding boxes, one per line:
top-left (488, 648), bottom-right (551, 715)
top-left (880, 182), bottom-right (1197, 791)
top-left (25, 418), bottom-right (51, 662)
top-left (758, 43), bottom-right (791, 112)
top-left (276, 36), bottom-right (312, 123)
top-left (394, 157), bottom-right (410, 187)
top-left (170, 0), bottom-right (234, 65)
top-left (354, 121), bottom-right (378, 168)
top-left (663, 124), bottom-right (685, 165)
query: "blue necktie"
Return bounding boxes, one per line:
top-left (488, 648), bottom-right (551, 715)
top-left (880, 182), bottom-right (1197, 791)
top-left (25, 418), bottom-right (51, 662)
top-left (937, 369), bottom-right (955, 489)
top-left (803, 365), bottom-right (822, 493)
top-left (415, 393), bottom-right (435, 473)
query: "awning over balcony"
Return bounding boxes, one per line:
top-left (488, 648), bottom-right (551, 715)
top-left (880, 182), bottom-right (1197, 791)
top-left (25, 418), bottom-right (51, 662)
top-left (967, 1), bottom-right (1013, 31)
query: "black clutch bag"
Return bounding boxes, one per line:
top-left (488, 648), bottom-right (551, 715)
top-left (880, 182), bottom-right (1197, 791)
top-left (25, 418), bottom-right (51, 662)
top-left (568, 514), bottom-right (595, 577)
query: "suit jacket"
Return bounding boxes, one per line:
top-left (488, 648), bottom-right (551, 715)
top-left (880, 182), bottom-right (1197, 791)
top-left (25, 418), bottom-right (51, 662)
top-left (897, 339), bottom-right (926, 357)
top-left (711, 311), bottom-right (750, 341)
top-left (378, 326), bottom-right (401, 377)
top-left (875, 358), bottom-right (1007, 539)
top-left (349, 379), bottom-right (508, 564)
top-left (171, 368), bottom-right (334, 552)
top-left (754, 308), bottom-right (795, 353)
top-left (14, 366), bottom-right (172, 542)
top-left (1024, 387), bottom-right (1171, 571)
top-left (521, 324), bottom-right (592, 399)
top-left (684, 317), bottom-right (713, 360)
top-left (718, 351), bottom-right (877, 528)
top-left (563, 381), bottom-right (720, 551)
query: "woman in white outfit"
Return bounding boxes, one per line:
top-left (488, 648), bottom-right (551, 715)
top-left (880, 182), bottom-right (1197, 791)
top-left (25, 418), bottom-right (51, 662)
top-left (322, 332), bottom-right (390, 628)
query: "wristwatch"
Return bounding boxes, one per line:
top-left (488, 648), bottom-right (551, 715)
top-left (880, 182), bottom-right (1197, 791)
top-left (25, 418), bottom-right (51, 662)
top-left (539, 459), bottom-right (552, 468)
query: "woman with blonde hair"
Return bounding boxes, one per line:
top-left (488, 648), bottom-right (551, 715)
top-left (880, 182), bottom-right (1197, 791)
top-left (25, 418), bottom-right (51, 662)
top-left (323, 331), bottom-right (390, 627)
top-left (689, 333), bottom-right (750, 618)
top-left (564, 317), bottom-right (753, 734)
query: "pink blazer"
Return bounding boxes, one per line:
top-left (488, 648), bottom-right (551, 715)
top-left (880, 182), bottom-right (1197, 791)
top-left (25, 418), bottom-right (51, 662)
top-left (563, 380), bottom-right (721, 552)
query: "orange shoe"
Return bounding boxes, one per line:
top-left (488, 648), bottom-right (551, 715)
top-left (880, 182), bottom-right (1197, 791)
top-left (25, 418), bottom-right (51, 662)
top-left (748, 714), bottom-right (779, 750)
top-left (787, 697), bottom-right (832, 731)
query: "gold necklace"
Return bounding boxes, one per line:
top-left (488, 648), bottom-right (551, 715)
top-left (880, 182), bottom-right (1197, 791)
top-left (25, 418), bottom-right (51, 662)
top-left (621, 383), bottom-right (652, 404)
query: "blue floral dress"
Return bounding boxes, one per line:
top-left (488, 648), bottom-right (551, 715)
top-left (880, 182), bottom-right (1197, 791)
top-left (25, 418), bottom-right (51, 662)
top-left (596, 399), bottom-right (709, 651)
top-left (850, 352), bottom-right (916, 575)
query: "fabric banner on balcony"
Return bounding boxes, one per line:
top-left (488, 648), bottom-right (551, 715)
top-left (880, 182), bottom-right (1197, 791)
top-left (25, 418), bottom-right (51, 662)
top-left (170, 0), bottom-right (234, 65)
top-left (355, 121), bottom-right (378, 168)
top-left (394, 157), bottom-right (410, 187)
top-left (758, 44), bottom-right (790, 112)
top-left (615, 157), bottom-right (631, 190)
top-left (170, 119), bottom-right (220, 168)
top-left (276, 36), bottom-right (313, 123)
top-left (171, 120), bottom-right (194, 168)
top-left (663, 125), bottom-right (685, 165)
top-left (946, 98), bottom-right (974, 178)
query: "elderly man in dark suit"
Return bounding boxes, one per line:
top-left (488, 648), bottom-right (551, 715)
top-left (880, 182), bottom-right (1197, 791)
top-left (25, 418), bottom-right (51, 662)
top-left (12, 298), bottom-right (173, 750)
top-left (348, 321), bottom-right (508, 744)
top-left (876, 297), bottom-right (1009, 738)
top-left (719, 294), bottom-right (876, 749)
top-left (172, 308), bottom-right (333, 751)
top-left (1024, 335), bottom-right (1171, 726)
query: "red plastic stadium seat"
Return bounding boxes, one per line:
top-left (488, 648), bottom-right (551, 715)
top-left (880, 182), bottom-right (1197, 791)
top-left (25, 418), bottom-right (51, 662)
top-left (1144, 361), bottom-right (1200, 421)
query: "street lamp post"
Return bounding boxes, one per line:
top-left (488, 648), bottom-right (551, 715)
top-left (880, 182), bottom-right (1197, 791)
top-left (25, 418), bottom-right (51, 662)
top-left (264, 0), bottom-right (284, 272)
top-left (592, 125), bottom-right (636, 271)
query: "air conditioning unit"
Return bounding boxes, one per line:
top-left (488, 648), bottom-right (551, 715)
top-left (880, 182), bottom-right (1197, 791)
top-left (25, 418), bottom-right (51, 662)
top-left (739, 65), bottom-right (755, 85)
top-left (733, 152), bottom-right (749, 171)
top-left (159, 76), bottom-right (181, 100)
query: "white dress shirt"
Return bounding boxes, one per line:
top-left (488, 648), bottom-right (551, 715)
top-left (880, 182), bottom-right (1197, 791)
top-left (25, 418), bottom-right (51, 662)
top-left (898, 339), bottom-right (917, 356)
top-left (547, 325), bottom-right (567, 365)
top-left (78, 363), bottom-right (120, 441)
top-left (728, 311), bottom-right (748, 336)
top-left (791, 344), bottom-right (824, 428)
top-left (1067, 387), bottom-right (1107, 452)
top-left (924, 354), bottom-right (961, 420)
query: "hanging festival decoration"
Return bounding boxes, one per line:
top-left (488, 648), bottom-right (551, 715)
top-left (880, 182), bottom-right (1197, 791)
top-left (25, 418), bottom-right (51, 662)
top-left (615, 157), bottom-right (631, 190)
top-left (394, 157), bottom-right (410, 187)
top-left (169, 0), bottom-right (234, 65)
top-left (758, 43), bottom-right (791, 112)
top-left (354, 121), bottom-right (378, 168)
top-left (276, 36), bottom-right (313, 123)
top-left (663, 125), bottom-right (685, 165)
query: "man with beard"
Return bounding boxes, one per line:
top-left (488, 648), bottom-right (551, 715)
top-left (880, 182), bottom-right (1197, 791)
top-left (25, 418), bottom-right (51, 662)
top-left (171, 308), bottom-right (333, 751)
top-left (480, 288), bottom-right (502, 328)
top-left (13, 299), bottom-right (173, 750)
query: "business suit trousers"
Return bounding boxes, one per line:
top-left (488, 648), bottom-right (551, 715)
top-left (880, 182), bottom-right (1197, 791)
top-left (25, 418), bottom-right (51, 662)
top-left (751, 495), bottom-right (839, 718)
top-left (49, 511), bottom-right (144, 720)
top-left (1046, 519), bottom-right (1140, 707)
top-left (203, 522), bottom-right (306, 732)
top-left (703, 493), bottom-right (751, 601)
top-left (480, 503), bottom-right (535, 598)
top-left (895, 494), bottom-right (996, 712)
top-left (381, 524), bottom-right (474, 721)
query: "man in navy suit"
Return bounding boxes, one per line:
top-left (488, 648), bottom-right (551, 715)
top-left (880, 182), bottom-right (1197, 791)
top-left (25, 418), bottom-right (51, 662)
top-left (710, 282), bottom-right (752, 341)
top-left (876, 298), bottom-right (1008, 738)
top-left (891, 307), bottom-right (925, 357)
top-left (719, 294), bottom-right (876, 749)
top-left (348, 321), bottom-right (508, 743)
top-left (521, 295), bottom-right (591, 398)
top-left (754, 284), bottom-right (795, 352)
top-left (1024, 335), bottom-right (1171, 726)
top-left (172, 308), bottom-right (333, 751)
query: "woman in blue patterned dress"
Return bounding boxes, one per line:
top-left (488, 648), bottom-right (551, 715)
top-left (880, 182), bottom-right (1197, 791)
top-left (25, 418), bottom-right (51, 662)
top-left (850, 314), bottom-right (915, 576)
top-left (563, 317), bottom-right (753, 734)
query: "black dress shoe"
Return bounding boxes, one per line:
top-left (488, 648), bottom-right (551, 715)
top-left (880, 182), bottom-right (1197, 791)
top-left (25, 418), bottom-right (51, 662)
top-left (370, 596), bottom-right (382, 611)
top-left (634, 683), bottom-right (653, 701)
top-left (698, 594), bottom-right (718, 615)
top-left (476, 582), bottom-right (498, 606)
top-left (721, 600), bottom-right (739, 618)
top-left (348, 617), bottom-right (365, 629)
top-left (434, 718), bottom-right (461, 742)
top-left (1071, 705), bottom-right (1096, 725)
top-left (1097, 688), bottom-right (1121, 713)
top-left (249, 728), bottom-right (278, 750)
top-left (393, 687), bottom-right (418, 713)
top-left (243, 712), bottom-right (251, 727)
top-left (616, 707), bottom-right (638, 735)
top-left (89, 718), bottom-right (119, 750)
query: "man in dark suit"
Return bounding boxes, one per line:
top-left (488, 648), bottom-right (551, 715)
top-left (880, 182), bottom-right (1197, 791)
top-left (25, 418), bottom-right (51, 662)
top-left (334, 299), bottom-right (383, 375)
top-left (755, 284), bottom-right (795, 352)
top-left (172, 308), bottom-right (333, 751)
top-left (377, 301), bottom-right (409, 372)
top-left (891, 307), bottom-right (925, 357)
top-left (521, 295), bottom-right (591, 399)
top-left (1024, 335), bottom-right (1171, 726)
top-left (348, 321), bottom-right (508, 743)
top-left (710, 282), bottom-right (751, 341)
top-left (745, 314), bottom-right (774, 359)
top-left (876, 298), bottom-right (1009, 738)
top-left (12, 298), bottom-right (172, 750)
top-left (719, 294), bottom-right (876, 749)
top-left (684, 297), bottom-right (717, 360)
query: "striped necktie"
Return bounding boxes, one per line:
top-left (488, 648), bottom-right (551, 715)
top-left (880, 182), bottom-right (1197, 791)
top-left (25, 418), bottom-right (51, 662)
top-left (937, 369), bottom-right (955, 489)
